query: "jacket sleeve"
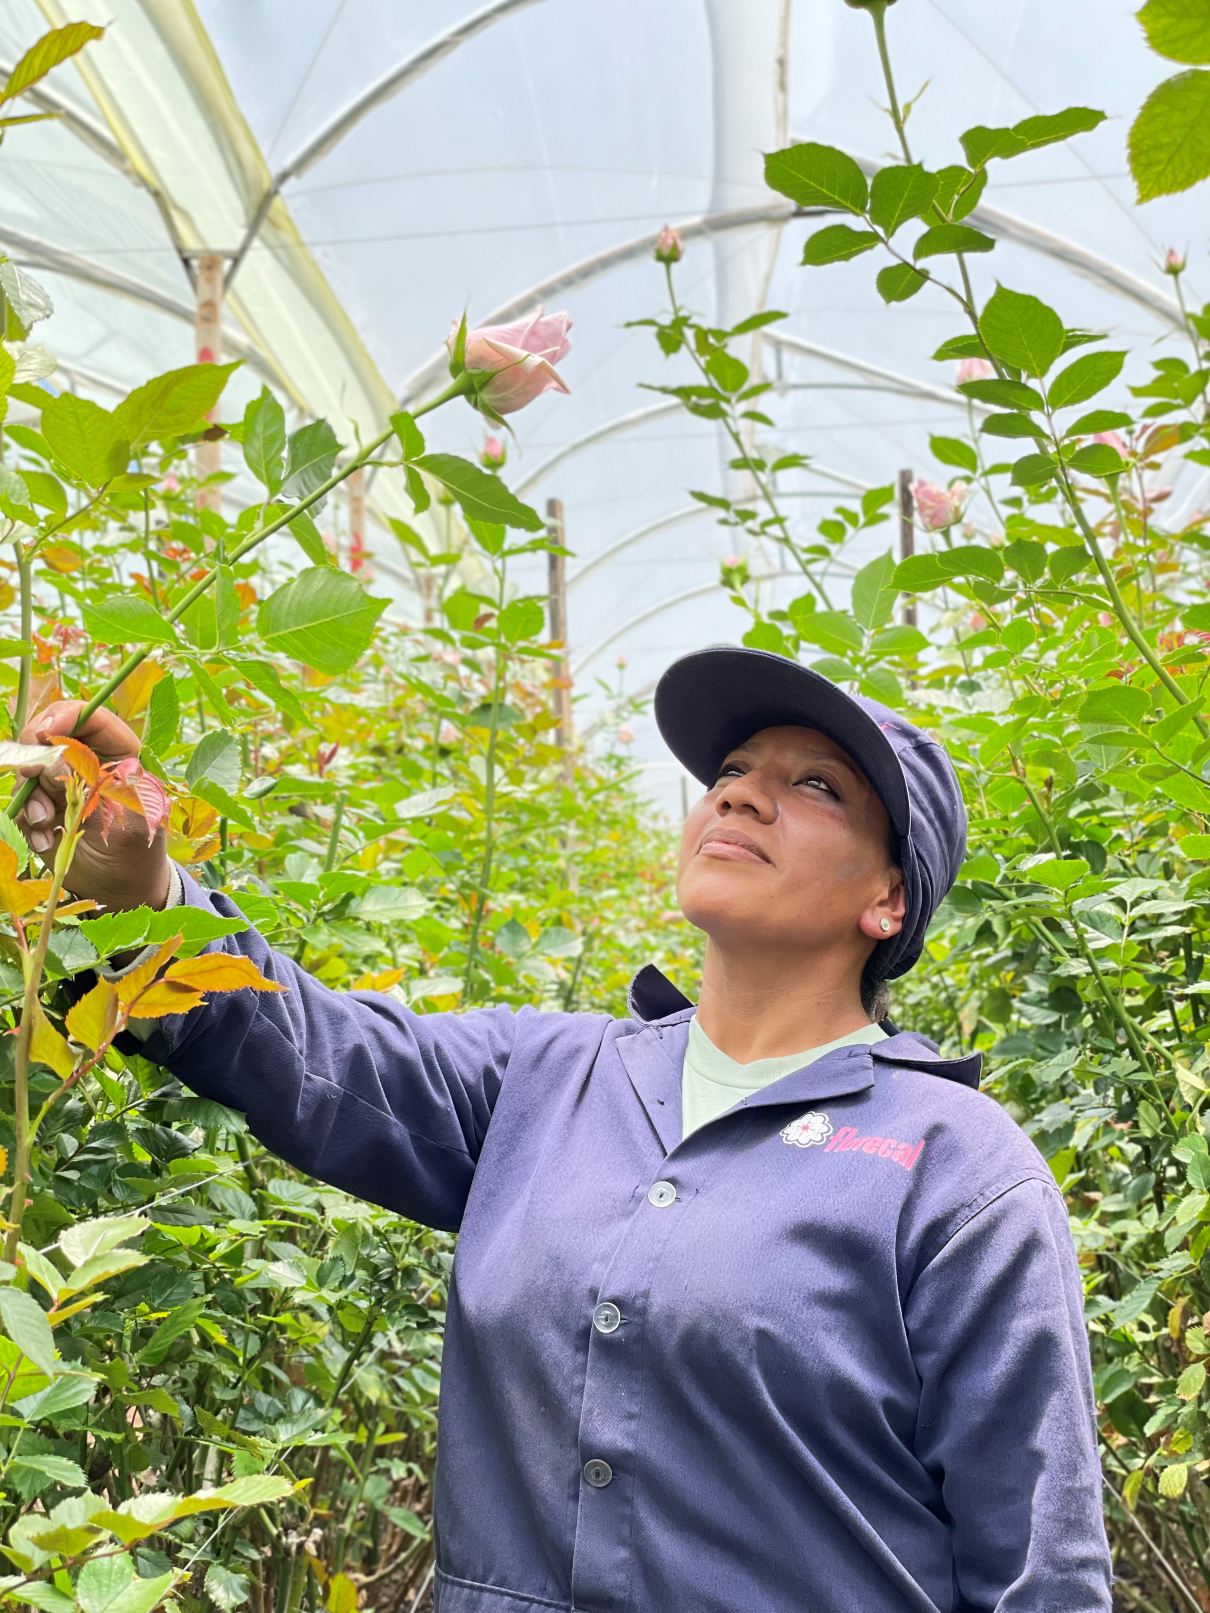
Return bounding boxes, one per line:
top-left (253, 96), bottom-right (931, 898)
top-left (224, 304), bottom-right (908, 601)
top-left (128, 867), bottom-right (517, 1230)
top-left (904, 1176), bottom-right (1112, 1612)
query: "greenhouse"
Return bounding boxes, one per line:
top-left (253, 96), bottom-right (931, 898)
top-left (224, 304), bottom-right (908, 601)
top-left (0, 0), bottom-right (1202, 1606)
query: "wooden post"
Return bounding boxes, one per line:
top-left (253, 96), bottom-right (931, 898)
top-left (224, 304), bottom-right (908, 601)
top-left (195, 252), bottom-right (224, 513)
top-left (546, 498), bottom-right (572, 749)
top-left (347, 466), bottom-right (366, 575)
top-left (898, 468), bottom-right (916, 628)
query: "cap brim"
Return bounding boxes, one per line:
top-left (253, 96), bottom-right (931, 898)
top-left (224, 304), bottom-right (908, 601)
top-left (654, 647), bottom-right (911, 838)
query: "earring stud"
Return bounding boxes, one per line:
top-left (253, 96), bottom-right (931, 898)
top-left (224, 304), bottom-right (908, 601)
top-left (879, 918), bottom-right (891, 932)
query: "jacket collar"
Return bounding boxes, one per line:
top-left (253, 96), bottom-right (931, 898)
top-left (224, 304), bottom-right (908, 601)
top-left (624, 965), bottom-right (983, 1097)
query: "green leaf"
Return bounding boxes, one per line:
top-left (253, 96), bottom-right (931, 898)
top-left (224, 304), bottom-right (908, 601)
top-left (933, 334), bottom-right (990, 361)
top-left (243, 388), bottom-right (285, 495)
top-left (1011, 452), bottom-right (1059, 487)
top-left (390, 411), bottom-right (425, 460)
top-left (405, 463), bottom-right (431, 514)
top-left (1140, 0), bottom-right (1210, 63)
top-left (1160, 1462), bottom-right (1190, 1499)
top-left (793, 610), bottom-right (863, 655)
top-left (137, 1295), bottom-right (206, 1366)
top-left (742, 621), bottom-right (788, 656)
top-left (1047, 351), bottom-right (1127, 409)
top-left (0, 810), bottom-right (29, 875)
top-left (288, 509), bottom-right (332, 567)
top-left (1066, 442), bottom-right (1126, 476)
top-left (1010, 107), bottom-right (1107, 150)
top-left (850, 551), bottom-right (898, 630)
top-left (913, 224), bottom-right (996, 259)
top-left (1179, 833), bottom-right (1210, 858)
top-left (1067, 409), bottom-right (1132, 436)
top-left (930, 435), bottom-right (978, 472)
top-left (215, 565), bottom-right (240, 648)
top-left (1160, 772), bottom-right (1210, 814)
top-left (78, 1554), bottom-right (135, 1613)
top-left (979, 286), bottom-right (1065, 377)
top-left (0, 1289), bottom-right (55, 1374)
top-left (81, 596), bottom-right (178, 647)
top-left (959, 378), bottom-right (1045, 411)
top-left (11, 1455), bottom-right (86, 1489)
top-left (21, 1372), bottom-right (96, 1418)
top-left (497, 597), bottom-right (546, 643)
top-left (9, 1588), bottom-right (76, 1613)
top-left (1178, 1361), bottom-right (1207, 1400)
top-left (413, 454), bottom-right (543, 530)
top-left (870, 624), bottom-right (928, 656)
top-left (60, 1215), bottom-right (146, 1268)
top-left (704, 350), bottom-right (748, 392)
top-left (257, 567), bottom-right (390, 674)
top-left (801, 225), bottom-right (880, 265)
top-left (0, 21), bottom-right (104, 105)
top-left (186, 730), bottom-right (240, 795)
top-left (876, 264), bottom-right (928, 303)
top-left (114, 362), bottom-right (241, 449)
top-left (763, 142), bottom-right (869, 213)
top-left (868, 164), bottom-right (938, 234)
top-left (1027, 857), bottom-right (1090, 891)
top-left (893, 545), bottom-right (1005, 589)
top-left (205, 1567), bottom-right (250, 1612)
top-left (41, 393), bottom-right (129, 486)
top-left (1129, 69), bottom-right (1210, 199)
top-left (960, 126), bottom-right (1029, 167)
top-left (980, 413), bottom-right (1049, 440)
top-left (282, 419), bottom-right (340, 501)
top-left (1048, 545), bottom-right (1092, 584)
top-left (145, 675), bottom-right (180, 755)
top-left (1079, 685), bottom-right (1152, 728)
top-left (236, 657), bottom-right (308, 725)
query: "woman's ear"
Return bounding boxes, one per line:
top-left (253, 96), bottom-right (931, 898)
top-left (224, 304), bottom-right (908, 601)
top-left (858, 865), bottom-right (907, 941)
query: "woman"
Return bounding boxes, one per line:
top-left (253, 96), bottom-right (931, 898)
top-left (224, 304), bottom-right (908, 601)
top-left (18, 647), bottom-right (1112, 1612)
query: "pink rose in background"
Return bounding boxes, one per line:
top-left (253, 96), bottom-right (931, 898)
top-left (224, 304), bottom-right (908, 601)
top-left (1164, 248), bottom-right (1186, 275)
top-left (912, 479), bottom-right (969, 531)
top-left (480, 435), bottom-right (506, 468)
top-left (438, 721), bottom-right (459, 746)
top-left (1093, 431), bottom-right (1129, 456)
top-left (615, 655), bottom-right (627, 668)
top-left (955, 357), bottom-right (992, 386)
top-left (616, 724), bottom-right (635, 744)
top-left (161, 473), bottom-right (180, 493)
top-left (449, 310), bottom-right (572, 414)
top-left (655, 224), bottom-right (683, 264)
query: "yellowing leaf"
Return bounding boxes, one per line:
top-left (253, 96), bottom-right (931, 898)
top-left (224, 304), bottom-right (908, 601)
top-left (127, 980), bottom-right (206, 1019)
top-left (163, 954), bottom-right (286, 994)
top-left (1159, 1461), bottom-right (1189, 1499)
top-left (116, 935), bottom-right (183, 1008)
top-left (327, 1574), bottom-right (358, 1613)
top-left (65, 979), bottom-right (119, 1052)
top-left (351, 967), bottom-right (407, 992)
top-left (29, 1004), bottom-right (75, 1078)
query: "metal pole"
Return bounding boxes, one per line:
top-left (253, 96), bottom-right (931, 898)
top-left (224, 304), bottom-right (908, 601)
top-left (195, 252), bottom-right (224, 513)
top-left (546, 498), bottom-right (572, 749)
top-left (898, 468), bottom-right (916, 628)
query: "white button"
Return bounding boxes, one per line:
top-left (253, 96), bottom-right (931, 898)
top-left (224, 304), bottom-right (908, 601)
top-left (648, 1180), bottom-right (677, 1208)
top-left (583, 1459), bottom-right (613, 1488)
top-left (593, 1302), bottom-right (621, 1334)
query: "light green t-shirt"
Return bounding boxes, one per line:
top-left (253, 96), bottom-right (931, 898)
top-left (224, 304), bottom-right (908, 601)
top-left (681, 1017), bottom-right (888, 1140)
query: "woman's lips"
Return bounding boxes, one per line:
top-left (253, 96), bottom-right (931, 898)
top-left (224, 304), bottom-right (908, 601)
top-left (699, 834), bottom-right (769, 865)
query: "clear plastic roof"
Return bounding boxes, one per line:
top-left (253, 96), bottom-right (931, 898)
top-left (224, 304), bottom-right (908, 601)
top-left (0, 0), bottom-right (1199, 812)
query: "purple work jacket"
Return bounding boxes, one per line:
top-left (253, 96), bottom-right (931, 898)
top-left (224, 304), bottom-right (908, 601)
top-left (135, 871), bottom-right (1112, 1613)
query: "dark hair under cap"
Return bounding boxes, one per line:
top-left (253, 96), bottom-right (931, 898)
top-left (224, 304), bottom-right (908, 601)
top-left (654, 647), bottom-right (967, 981)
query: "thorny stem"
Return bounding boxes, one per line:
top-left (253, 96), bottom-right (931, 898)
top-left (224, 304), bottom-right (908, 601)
top-left (4, 372), bottom-right (475, 821)
top-left (5, 786), bottom-right (86, 1262)
top-left (870, 4), bottom-right (911, 164)
top-left (1057, 459), bottom-right (1208, 738)
top-left (11, 541), bottom-right (30, 737)
top-left (463, 560), bottom-right (509, 997)
top-left (662, 262), bottom-right (831, 608)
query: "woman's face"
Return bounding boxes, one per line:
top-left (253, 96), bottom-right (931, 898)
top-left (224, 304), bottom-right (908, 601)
top-left (676, 725), bottom-right (905, 958)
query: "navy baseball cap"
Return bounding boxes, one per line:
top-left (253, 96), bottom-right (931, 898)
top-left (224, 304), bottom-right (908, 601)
top-left (654, 646), bottom-right (967, 980)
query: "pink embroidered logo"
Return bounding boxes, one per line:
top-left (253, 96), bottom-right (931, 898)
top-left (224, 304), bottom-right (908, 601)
top-left (826, 1127), bottom-right (924, 1170)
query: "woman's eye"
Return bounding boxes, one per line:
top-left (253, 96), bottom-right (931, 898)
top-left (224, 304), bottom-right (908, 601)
top-left (716, 763), bottom-right (744, 781)
top-left (799, 775), bottom-right (836, 797)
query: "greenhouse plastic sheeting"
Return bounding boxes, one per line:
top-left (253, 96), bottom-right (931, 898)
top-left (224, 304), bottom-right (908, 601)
top-left (0, 0), bottom-right (1199, 810)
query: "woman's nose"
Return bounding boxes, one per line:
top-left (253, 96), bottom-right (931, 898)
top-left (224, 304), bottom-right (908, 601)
top-left (715, 773), bottom-right (776, 820)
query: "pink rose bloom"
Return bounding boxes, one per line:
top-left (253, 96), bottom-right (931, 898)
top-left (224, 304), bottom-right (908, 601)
top-left (439, 721), bottom-right (459, 746)
top-left (448, 310), bottom-right (572, 415)
top-left (480, 435), bottom-right (506, 468)
top-left (912, 479), bottom-right (968, 531)
top-left (161, 473), bottom-right (180, 493)
top-left (655, 225), bottom-right (683, 264)
top-left (1164, 248), bottom-right (1186, 275)
top-left (1093, 431), bottom-right (1128, 456)
top-left (615, 655), bottom-right (627, 668)
top-left (955, 357), bottom-right (992, 386)
top-left (616, 724), bottom-right (635, 744)
top-left (723, 554), bottom-right (742, 568)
